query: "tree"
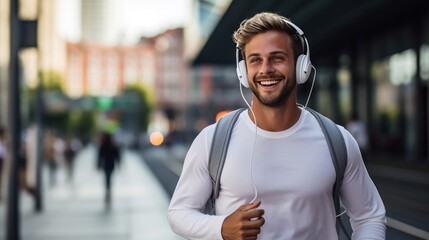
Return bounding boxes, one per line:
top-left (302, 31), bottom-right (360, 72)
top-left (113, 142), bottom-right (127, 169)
top-left (39, 71), bottom-right (69, 135)
top-left (120, 83), bottom-right (154, 132)
top-left (66, 109), bottom-right (96, 144)
top-left (23, 71), bottom-right (68, 132)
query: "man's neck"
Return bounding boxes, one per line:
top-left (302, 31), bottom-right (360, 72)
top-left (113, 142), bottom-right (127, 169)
top-left (248, 100), bottom-right (301, 132)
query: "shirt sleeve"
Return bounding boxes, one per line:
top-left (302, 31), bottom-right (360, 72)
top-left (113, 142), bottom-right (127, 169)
top-left (167, 126), bottom-right (227, 240)
top-left (339, 127), bottom-right (387, 239)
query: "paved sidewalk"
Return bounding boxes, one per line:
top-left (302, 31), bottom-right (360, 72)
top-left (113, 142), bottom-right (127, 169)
top-left (0, 145), bottom-right (183, 240)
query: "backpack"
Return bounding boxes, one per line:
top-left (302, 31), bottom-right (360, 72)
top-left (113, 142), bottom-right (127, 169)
top-left (207, 107), bottom-right (352, 240)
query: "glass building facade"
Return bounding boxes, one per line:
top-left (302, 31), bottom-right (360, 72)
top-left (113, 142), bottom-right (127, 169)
top-left (190, 1), bottom-right (429, 163)
top-left (313, 13), bottom-right (429, 162)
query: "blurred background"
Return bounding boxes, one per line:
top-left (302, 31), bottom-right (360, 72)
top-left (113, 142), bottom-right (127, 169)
top-left (0, 0), bottom-right (428, 239)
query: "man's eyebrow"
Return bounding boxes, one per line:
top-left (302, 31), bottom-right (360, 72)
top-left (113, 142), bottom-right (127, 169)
top-left (246, 52), bottom-right (260, 59)
top-left (271, 50), bottom-right (288, 56)
top-left (246, 50), bottom-right (289, 59)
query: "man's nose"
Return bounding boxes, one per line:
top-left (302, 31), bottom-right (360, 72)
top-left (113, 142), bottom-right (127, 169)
top-left (259, 60), bottom-right (274, 75)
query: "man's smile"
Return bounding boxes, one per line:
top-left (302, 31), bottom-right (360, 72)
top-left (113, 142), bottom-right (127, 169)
top-left (259, 79), bottom-right (281, 86)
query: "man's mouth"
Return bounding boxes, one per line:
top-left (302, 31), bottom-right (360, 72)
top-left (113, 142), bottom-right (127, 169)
top-left (259, 80), bottom-right (280, 86)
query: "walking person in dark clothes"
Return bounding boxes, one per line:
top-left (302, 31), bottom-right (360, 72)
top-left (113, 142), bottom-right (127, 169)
top-left (97, 132), bottom-right (120, 208)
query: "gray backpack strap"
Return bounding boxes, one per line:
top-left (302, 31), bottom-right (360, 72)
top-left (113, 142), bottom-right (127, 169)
top-left (306, 107), bottom-right (350, 239)
top-left (208, 108), bottom-right (246, 201)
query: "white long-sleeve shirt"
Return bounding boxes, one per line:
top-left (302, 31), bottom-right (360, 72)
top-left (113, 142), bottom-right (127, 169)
top-left (168, 108), bottom-right (386, 239)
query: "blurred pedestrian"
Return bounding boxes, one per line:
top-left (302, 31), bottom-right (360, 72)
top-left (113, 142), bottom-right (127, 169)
top-left (44, 129), bottom-right (58, 186)
top-left (97, 132), bottom-right (120, 208)
top-left (23, 123), bottom-right (37, 195)
top-left (64, 137), bottom-right (82, 183)
top-left (53, 136), bottom-right (66, 173)
top-left (346, 112), bottom-right (369, 158)
top-left (0, 126), bottom-right (6, 201)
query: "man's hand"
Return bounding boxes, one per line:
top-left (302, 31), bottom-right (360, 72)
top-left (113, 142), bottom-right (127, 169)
top-left (221, 201), bottom-right (265, 240)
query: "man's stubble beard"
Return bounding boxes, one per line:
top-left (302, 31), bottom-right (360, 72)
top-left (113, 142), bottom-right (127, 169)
top-left (249, 74), bottom-right (296, 107)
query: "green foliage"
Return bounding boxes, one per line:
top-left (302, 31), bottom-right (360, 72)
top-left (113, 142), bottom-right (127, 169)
top-left (23, 72), bottom-right (153, 139)
top-left (38, 71), bottom-right (69, 134)
top-left (66, 110), bottom-right (96, 141)
top-left (44, 110), bottom-right (69, 135)
top-left (121, 83), bottom-right (154, 132)
top-left (22, 86), bottom-right (37, 124)
top-left (40, 71), bottom-right (64, 91)
top-left (22, 71), bottom-right (68, 130)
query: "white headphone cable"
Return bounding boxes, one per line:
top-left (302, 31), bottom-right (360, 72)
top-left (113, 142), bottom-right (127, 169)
top-left (304, 66), bottom-right (317, 108)
top-left (301, 67), bottom-right (347, 219)
top-left (336, 210), bottom-right (347, 217)
top-left (239, 83), bottom-right (259, 203)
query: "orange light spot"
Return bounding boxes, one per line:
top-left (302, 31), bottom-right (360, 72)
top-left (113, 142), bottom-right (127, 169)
top-left (216, 110), bottom-right (231, 122)
top-left (150, 132), bottom-right (164, 146)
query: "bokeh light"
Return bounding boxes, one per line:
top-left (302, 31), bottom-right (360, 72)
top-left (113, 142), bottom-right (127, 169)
top-left (216, 110), bottom-right (231, 122)
top-left (150, 131), bottom-right (164, 146)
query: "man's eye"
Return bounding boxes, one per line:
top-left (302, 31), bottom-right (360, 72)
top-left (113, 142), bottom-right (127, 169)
top-left (250, 58), bottom-right (260, 63)
top-left (272, 56), bottom-right (284, 62)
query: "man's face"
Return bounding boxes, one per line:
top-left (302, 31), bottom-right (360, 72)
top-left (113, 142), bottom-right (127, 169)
top-left (244, 30), bottom-right (296, 107)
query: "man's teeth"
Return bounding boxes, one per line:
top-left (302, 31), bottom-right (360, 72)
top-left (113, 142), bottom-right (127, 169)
top-left (260, 80), bottom-right (279, 85)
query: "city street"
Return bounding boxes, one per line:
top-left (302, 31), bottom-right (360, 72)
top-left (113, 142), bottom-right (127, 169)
top-left (0, 145), bottom-right (182, 240)
top-left (142, 144), bottom-right (429, 240)
top-left (0, 140), bottom-right (427, 239)
top-left (1, 0), bottom-right (428, 240)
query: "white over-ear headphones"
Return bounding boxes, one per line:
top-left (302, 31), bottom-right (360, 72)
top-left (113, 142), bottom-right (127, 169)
top-left (236, 19), bottom-right (312, 88)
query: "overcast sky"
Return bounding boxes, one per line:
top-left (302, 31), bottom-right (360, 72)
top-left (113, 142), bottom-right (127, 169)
top-left (56, 0), bottom-right (191, 43)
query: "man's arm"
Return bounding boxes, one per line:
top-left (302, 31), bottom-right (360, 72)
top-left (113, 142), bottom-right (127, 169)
top-left (168, 124), bottom-right (265, 240)
top-left (340, 128), bottom-right (386, 239)
top-left (168, 126), bottom-right (227, 239)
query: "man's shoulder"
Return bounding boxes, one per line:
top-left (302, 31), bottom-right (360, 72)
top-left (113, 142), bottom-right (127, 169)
top-left (193, 109), bottom-right (247, 147)
top-left (301, 108), bottom-right (354, 142)
top-left (190, 123), bottom-right (217, 146)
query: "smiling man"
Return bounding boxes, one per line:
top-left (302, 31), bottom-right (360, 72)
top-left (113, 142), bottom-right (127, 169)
top-left (246, 31), bottom-right (295, 106)
top-left (168, 12), bottom-right (386, 239)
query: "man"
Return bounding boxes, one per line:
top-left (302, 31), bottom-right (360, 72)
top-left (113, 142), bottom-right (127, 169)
top-left (168, 12), bottom-right (386, 239)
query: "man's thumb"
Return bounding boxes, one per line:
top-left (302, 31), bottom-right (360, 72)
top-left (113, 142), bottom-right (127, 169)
top-left (241, 200), bottom-right (261, 211)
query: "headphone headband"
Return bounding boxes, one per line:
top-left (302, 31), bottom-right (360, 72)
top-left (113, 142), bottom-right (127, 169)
top-left (283, 19), bottom-right (304, 36)
top-left (236, 18), bottom-right (313, 87)
top-left (283, 19), bottom-right (310, 60)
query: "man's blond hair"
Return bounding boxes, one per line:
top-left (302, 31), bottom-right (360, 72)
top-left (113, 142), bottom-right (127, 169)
top-left (232, 12), bottom-right (303, 60)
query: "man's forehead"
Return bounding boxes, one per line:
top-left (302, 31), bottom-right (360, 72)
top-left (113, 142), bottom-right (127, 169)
top-left (244, 31), bottom-right (292, 52)
top-left (246, 50), bottom-right (289, 58)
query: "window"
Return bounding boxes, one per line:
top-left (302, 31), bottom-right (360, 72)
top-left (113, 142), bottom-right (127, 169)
top-left (388, 49), bottom-right (416, 85)
top-left (420, 44), bottom-right (429, 81)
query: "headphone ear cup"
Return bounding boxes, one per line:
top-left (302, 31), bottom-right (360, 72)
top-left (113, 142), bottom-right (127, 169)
top-left (237, 60), bottom-right (249, 88)
top-left (296, 54), bottom-right (312, 84)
